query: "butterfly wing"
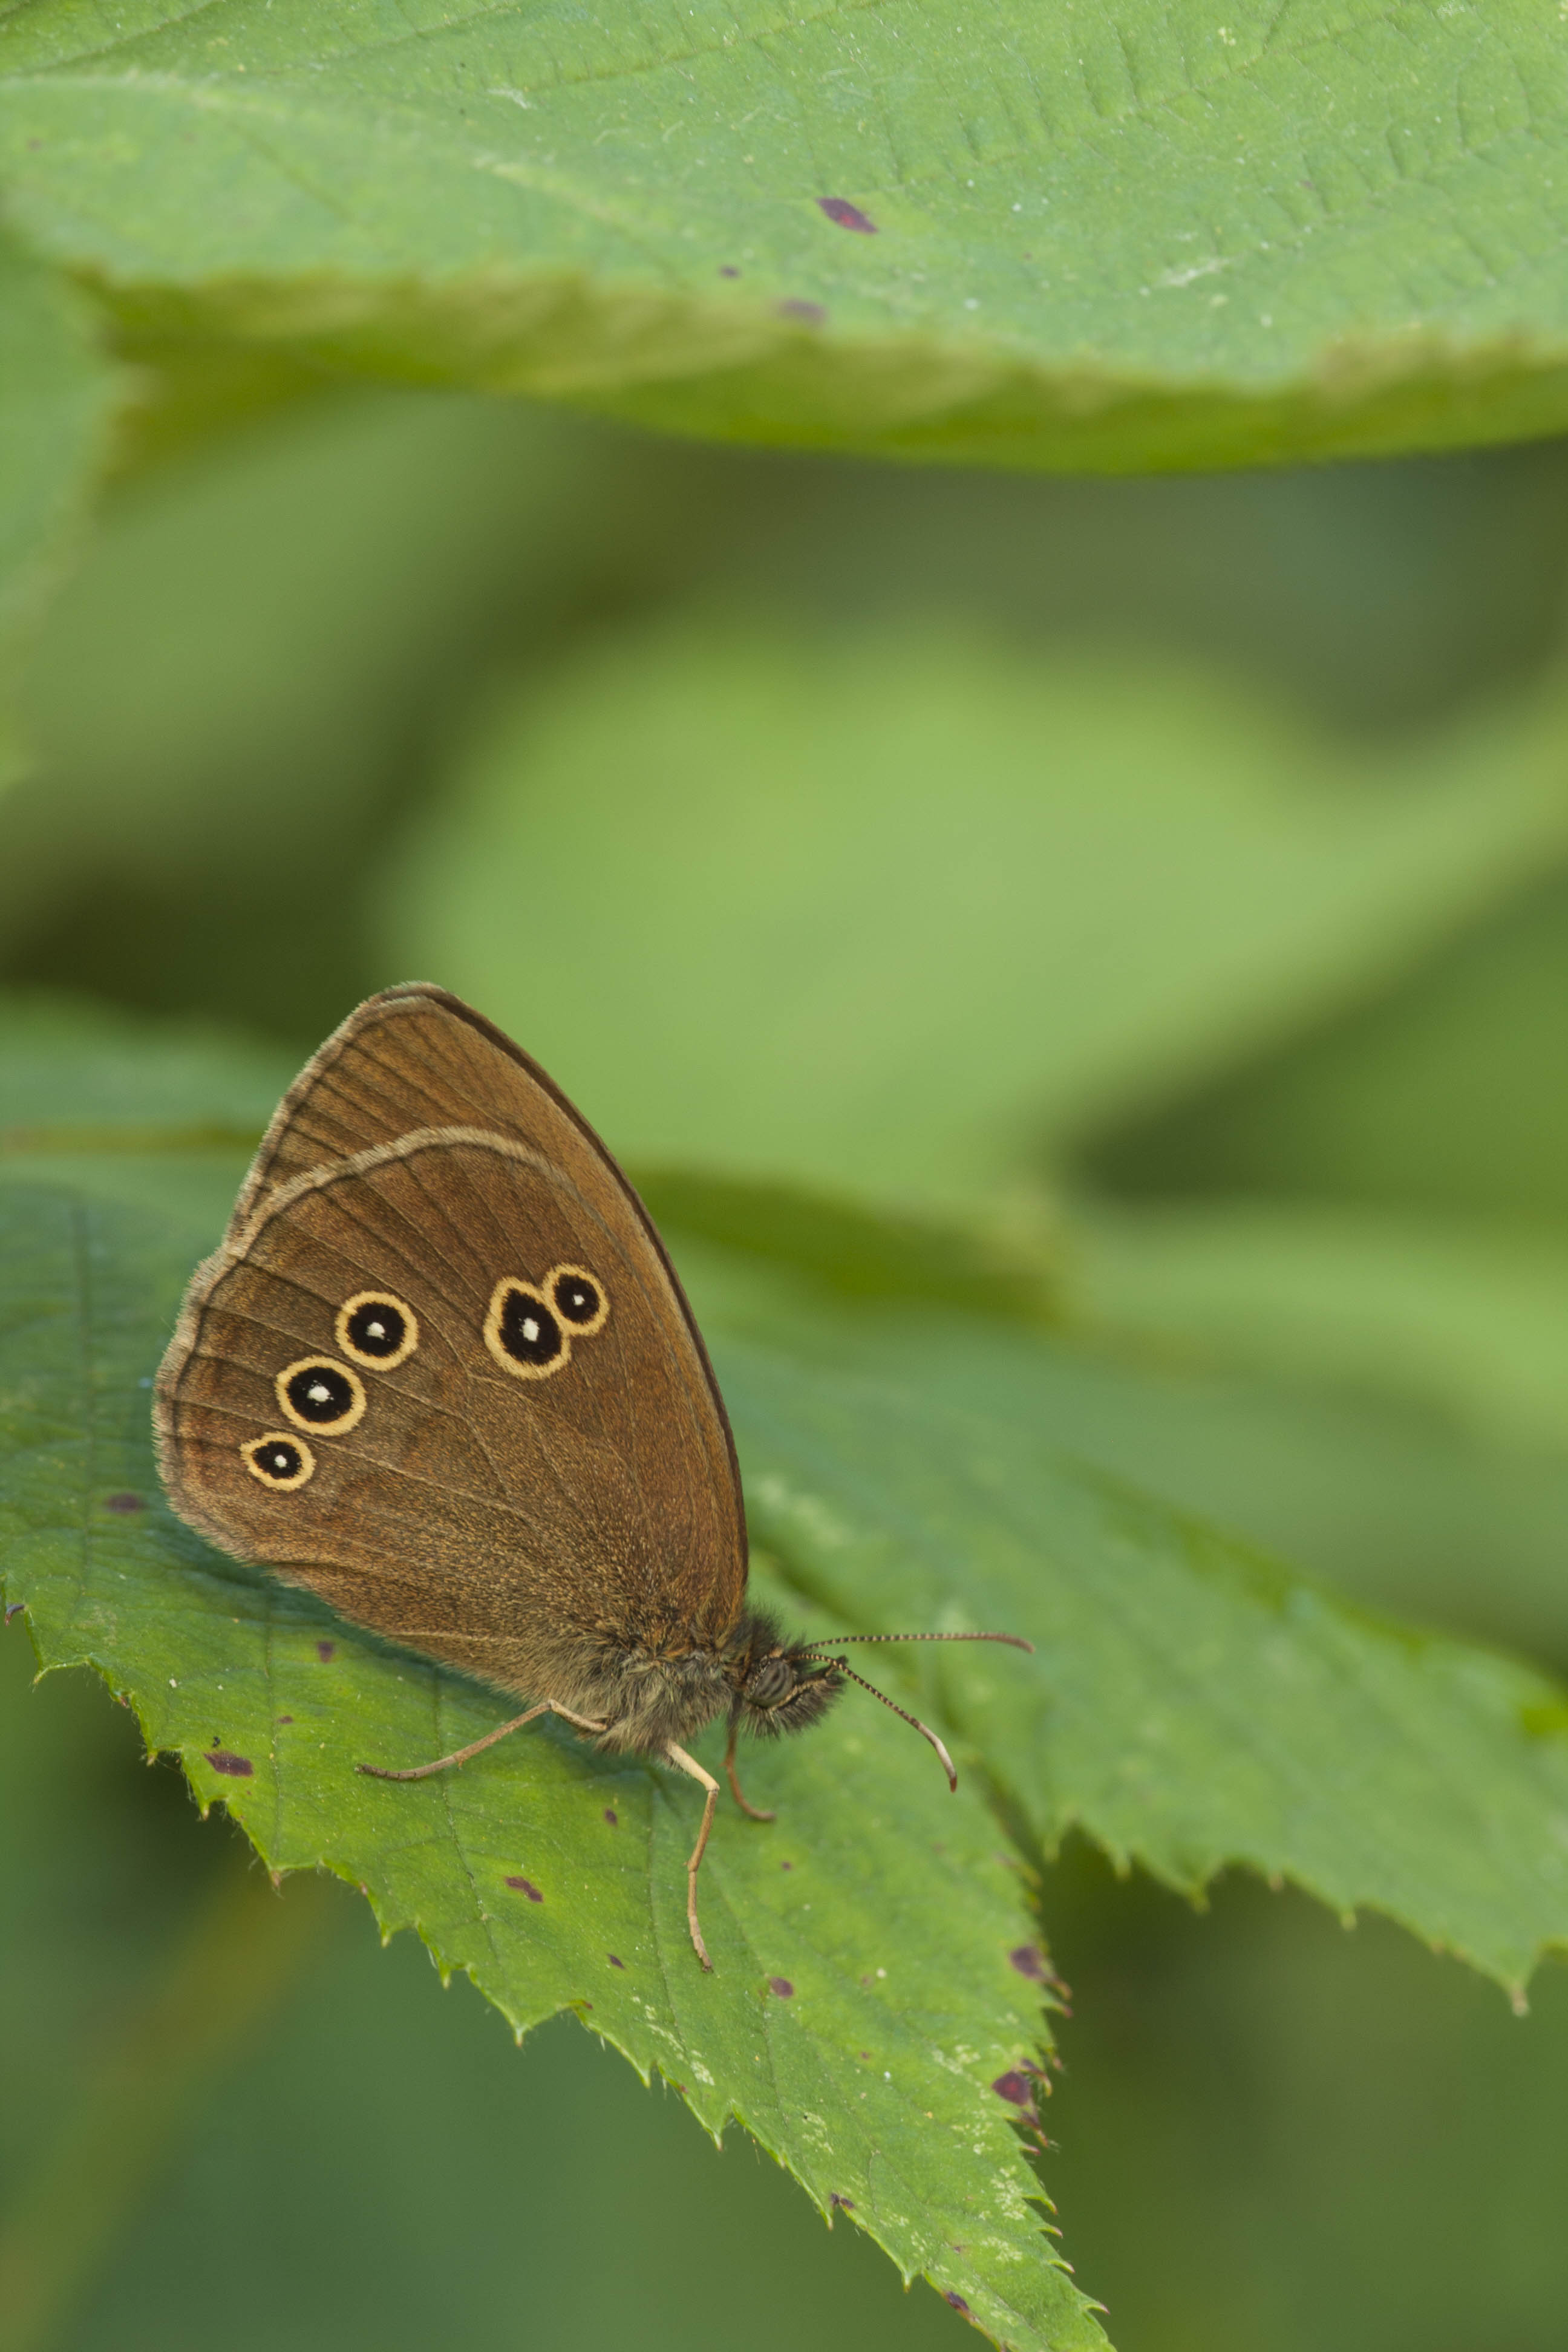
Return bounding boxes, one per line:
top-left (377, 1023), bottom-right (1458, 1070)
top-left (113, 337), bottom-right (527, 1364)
top-left (154, 988), bottom-right (747, 1709)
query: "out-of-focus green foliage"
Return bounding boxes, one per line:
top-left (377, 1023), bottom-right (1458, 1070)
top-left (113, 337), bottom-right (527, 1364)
top-left (7, 377), bottom-right (1568, 2352)
top-left (0, 232), bottom-right (118, 785)
top-left (1090, 868), bottom-right (1568, 1232)
top-left (388, 618), bottom-right (1568, 1198)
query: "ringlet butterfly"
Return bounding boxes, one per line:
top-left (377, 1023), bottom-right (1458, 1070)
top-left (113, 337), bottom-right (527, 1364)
top-left (155, 985), bottom-right (1029, 1967)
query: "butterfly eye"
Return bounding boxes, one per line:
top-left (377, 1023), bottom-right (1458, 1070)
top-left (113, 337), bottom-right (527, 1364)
top-left (336, 1290), bottom-right (419, 1369)
top-left (546, 1264), bottom-right (610, 1338)
top-left (483, 1279), bottom-right (569, 1380)
top-left (241, 1432), bottom-right (316, 1490)
top-left (276, 1356), bottom-right (367, 1434)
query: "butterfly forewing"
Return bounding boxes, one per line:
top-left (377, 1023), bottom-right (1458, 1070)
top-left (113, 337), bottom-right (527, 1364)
top-left (155, 990), bottom-right (747, 1702)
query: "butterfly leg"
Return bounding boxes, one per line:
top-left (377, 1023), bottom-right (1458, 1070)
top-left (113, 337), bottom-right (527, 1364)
top-left (723, 1716), bottom-right (776, 1823)
top-left (358, 1699), bottom-right (606, 1783)
top-left (664, 1742), bottom-right (720, 1971)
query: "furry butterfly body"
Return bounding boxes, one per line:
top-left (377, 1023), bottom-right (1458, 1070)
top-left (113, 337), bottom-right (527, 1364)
top-left (155, 985), bottom-right (1026, 1965)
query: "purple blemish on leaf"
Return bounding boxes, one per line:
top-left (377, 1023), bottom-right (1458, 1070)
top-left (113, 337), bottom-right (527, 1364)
top-left (604, 1808), bottom-right (618, 1826)
top-left (207, 1751), bottom-right (253, 1777)
top-left (780, 1860), bottom-right (793, 1871)
top-left (505, 1876), bottom-right (544, 1902)
top-left (817, 196), bottom-right (877, 234)
top-left (777, 299), bottom-right (825, 325)
top-left (4, 1602), bottom-right (23, 1624)
top-left (991, 2071), bottom-right (1033, 2106)
top-left (1009, 1944), bottom-right (1047, 1980)
top-left (608, 1953), bottom-right (626, 1968)
top-left (769, 1976), bottom-right (794, 1998)
top-left (719, 264), bottom-right (740, 278)
top-left (276, 1715), bottom-right (293, 1726)
top-left (829, 2192), bottom-right (855, 2211)
top-left (945, 2292), bottom-right (972, 2316)
top-left (315, 1641), bottom-right (335, 1662)
top-left (104, 1492), bottom-right (143, 1514)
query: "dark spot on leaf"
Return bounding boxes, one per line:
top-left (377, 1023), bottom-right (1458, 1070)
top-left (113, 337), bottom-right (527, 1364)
top-left (4, 1602), bottom-right (24, 1624)
top-left (505, 1876), bottom-right (543, 1902)
top-left (316, 1641), bottom-right (335, 1662)
top-left (991, 2071), bottom-right (1033, 2106)
top-left (207, 1751), bottom-right (253, 1777)
top-left (276, 1715), bottom-right (293, 1726)
top-left (945, 2292), bottom-right (972, 2316)
top-left (719, 264), bottom-right (740, 277)
top-left (769, 1976), bottom-right (794, 1998)
top-left (604, 1808), bottom-right (618, 1826)
top-left (859, 2050), bottom-right (870, 2060)
top-left (777, 299), bottom-right (826, 325)
top-left (1009, 1944), bottom-right (1047, 1980)
top-left (780, 1860), bottom-right (793, 1870)
top-left (829, 2193), bottom-right (855, 2210)
top-left (104, 1491), bottom-right (143, 1513)
top-left (608, 1952), bottom-right (626, 1968)
top-left (817, 196), bottom-right (877, 234)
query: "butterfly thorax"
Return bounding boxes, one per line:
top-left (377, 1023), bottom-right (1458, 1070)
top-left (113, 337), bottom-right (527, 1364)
top-left (547, 1605), bottom-right (842, 1756)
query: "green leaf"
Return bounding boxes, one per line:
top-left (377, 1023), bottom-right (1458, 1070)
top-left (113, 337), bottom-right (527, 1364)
top-left (387, 622), bottom-right (1568, 1199)
top-left (664, 1187), bottom-right (1568, 1678)
top-left (0, 233), bottom-right (119, 785)
top-left (3, 0), bottom-right (1568, 469)
top-left (636, 1224), bottom-right (1568, 1998)
top-left (0, 1166), bottom-right (1100, 2347)
top-left (714, 1331), bottom-right (1568, 2000)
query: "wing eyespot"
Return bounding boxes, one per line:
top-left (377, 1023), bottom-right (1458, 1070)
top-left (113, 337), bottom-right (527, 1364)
top-left (336, 1290), bottom-right (419, 1369)
top-left (483, 1278), bottom-right (569, 1379)
top-left (242, 1432), bottom-right (316, 1490)
top-left (546, 1264), bottom-right (609, 1338)
top-left (276, 1356), bottom-right (367, 1434)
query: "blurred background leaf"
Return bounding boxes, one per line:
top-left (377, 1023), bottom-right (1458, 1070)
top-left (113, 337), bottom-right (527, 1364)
top-left (385, 618), bottom-right (1568, 1199)
top-left (0, 230), bottom-right (119, 788)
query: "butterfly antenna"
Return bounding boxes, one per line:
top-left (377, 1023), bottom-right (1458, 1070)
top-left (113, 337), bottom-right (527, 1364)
top-left (797, 1629), bottom-right (1035, 1655)
top-left (818, 1657), bottom-right (959, 1791)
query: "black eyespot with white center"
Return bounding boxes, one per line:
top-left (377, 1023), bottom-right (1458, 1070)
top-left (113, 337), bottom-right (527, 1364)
top-left (242, 1432), bottom-right (315, 1491)
top-left (276, 1356), bottom-right (367, 1434)
top-left (336, 1289), bottom-right (419, 1370)
top-left (483, 1279), bottom-right (569, 1380)
top-left (547, 1264), bottom-right (609, 1336)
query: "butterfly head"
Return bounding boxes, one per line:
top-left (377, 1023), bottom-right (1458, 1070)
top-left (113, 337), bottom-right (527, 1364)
top-left (723, 1610), bottom-right (1036, 1782)
top-left (725, 1609), bottom-right (843, 1738)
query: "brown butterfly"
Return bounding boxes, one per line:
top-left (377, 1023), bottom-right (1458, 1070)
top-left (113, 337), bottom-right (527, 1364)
top-left (154, 985), bottom-right (1029, 1967)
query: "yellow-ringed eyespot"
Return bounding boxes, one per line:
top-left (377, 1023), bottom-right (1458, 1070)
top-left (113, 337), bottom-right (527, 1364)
top-left (242, 1432), bottom-right (316, 1489)
top-left (483, 1279), bottom-right (569, 1379)
top-left (276, 1356), bottom-right (367, 1434)
top-left (545, 1264), bottom-right (609, 1338)
top-left (336, 1290), bottom-right (419, 1370)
